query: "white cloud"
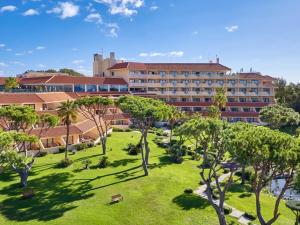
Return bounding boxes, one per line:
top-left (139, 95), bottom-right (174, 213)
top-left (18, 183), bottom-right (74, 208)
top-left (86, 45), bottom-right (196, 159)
top-left (47, 2), bottom-right (79, 19)
top-left (72, 59), bottom-right (85, 64)
top-left (0, 62), bottom-right (7, 67)
top-left (0, 5), bottom-right (17, 13)
top-left (193, 30), bottom-right (199, 35)
top-left (94, 0), bottom-right (144, 16)
top-left (23, 9), bottom-right (39, 16)
top-left (27, 50), bottom-right (33, 54)
top-left (139, 51), bottom-right (184, 57)
top-left (0, 44), bottom-right (5, 48)
top-left (36, 46), bottom-right (45, 50)
top-left (6, 48), bottom-right (12, 52)
top-left (225, 25), bottom-right (238, 32)
top-left (15, 53), bottom-right (24, 56)
top-left (149, 6), bottom-right (158, 11)
top-left (106, 23), bottom-right (119, 38)
top-left (37, 64), bottom-right (45, 68)
top-left (85, 13), bottom-right (102, 23)
top-left (12, 61), bottom-right (25, 66)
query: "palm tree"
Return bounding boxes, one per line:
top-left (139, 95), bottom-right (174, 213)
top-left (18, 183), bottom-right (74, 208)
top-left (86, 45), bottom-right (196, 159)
top-left (4, 77), bottom-right (19, 92)
top-left (58, 100), bottom-right (78, 160)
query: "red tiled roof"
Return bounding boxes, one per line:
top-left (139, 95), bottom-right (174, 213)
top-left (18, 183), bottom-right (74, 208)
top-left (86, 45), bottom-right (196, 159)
top-left (19, 75), bottom-right (128, 85)
top-left (238, 73), bottom-right (275, 81)
top-left (30, 126), bottom-right (82, 138)
top-left (0, 93), bottom-right (44, 104)
top-left (36, 92), bottom-right (75, 103)
top-left (108, 62), bottom-right (231, 72)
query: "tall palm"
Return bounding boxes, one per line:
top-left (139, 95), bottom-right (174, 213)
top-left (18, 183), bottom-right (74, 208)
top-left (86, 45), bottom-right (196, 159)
top-left (58, 100), bottom-right (78, 160)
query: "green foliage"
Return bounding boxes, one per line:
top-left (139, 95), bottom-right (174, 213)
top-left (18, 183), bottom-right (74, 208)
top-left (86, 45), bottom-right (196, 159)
top-left (98, 156), bottom-right (109, 168)
top-left (125, 143), bottom-right (141, 155)
top-left (58, 147), bottom-right (66, 153)
top-left (57, 100), bottom-right (78, 126)
top-left (59, 158), bottom-right (73, 168)
top-left (243, 212), bottom-right (257, 221)
top-left (75, 143), bottom-right (89, 151)
top-left (286, 200), bottom-right (300, 211)
top-left (59, 68), bottom-right (84, 77)
top-left (4, 77), bottom-right (19, 91)
top-left (184, 188), bottom-right (193, 194)
top-left (82, 159), bottom-right (92, 169)
top-left (207, 87), bottom-right (227, 119)
top-left (37, 151), bottom-right (48, 157)
top-left (260, 104), bottom-right (300, 130)
top-left (224, 206), bottom-right (232, 215)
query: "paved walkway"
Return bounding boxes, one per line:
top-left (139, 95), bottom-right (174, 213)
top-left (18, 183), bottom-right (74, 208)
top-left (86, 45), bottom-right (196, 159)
top-left (194, 173), bottom-right (255, 225)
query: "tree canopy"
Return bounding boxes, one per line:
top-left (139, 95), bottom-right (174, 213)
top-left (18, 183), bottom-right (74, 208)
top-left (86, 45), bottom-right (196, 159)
top-left (4, 77), bottom-right (19, 91)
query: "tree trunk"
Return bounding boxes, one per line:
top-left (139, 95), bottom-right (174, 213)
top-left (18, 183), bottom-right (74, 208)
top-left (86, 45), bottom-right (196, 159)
top-left (101, 136), bottom-right (107, 155)
top-left (169, 126), bottom-right (173, 146)
top-left (255, 191), bottom-right (267, 225)
top-left (65, 123), bottom-right (70, 161)
top-left (18, 169), bottom-right (29, 188)
top-left (144, 132), bottom-right (150, 165)
top-left (140, 134), bottom-right (148, 176)
top-left (216, 210), bottom-right (227, 225)
top-left (241, 164), bottom-right (246, 184)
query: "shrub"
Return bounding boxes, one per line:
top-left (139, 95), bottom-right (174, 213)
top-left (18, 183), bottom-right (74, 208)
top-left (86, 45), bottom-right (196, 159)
top-left (87, 142), bottom-right (95, 148)
top-left (58, 147), bottom-right (65, 153)
top-left (82, 159), bottom-right (92, 169)
top-left (243, 212), bottom-right (257, 221)
top-left (125, 143), bottom-right (141, 155)
top-left (99, 156), bottom-right (109, 168)
top-left (224, 206), bottom-right (232, 215)
top-left (107, 133), bottom-right (112, 137)
top-left (124, 128), bottom-right (132, 132)
top-left (37, 151), bottom-right (48, 157)
top-left (75, 143), bottom-right (88, 151)
top-left (236, 168), bottom-right (253, 182)
top-left (184, 188), bottom-right (193, 194)
top-left (59, 158), bottom-right (73, 168)
top-left (112, 127), bottom-right (124, 132)
top-left (191, 152), bottom-right (201, 161)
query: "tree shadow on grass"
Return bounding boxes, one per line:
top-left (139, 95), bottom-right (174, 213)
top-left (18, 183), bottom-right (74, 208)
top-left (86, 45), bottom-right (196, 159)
top-left (0, 173), bottom-right (94, 222)
top-left (148, 155), bottom-right (173, 169)
top-left (110, 158), bottom-right (139, 167)
top-left (172, 193), bottom-right (211, 210)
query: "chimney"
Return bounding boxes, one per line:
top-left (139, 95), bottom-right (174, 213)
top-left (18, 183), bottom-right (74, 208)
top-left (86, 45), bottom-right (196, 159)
top-left (110, 52), bottom-right (115, 60)
top-left (216, 57), bottom-right (220, 64)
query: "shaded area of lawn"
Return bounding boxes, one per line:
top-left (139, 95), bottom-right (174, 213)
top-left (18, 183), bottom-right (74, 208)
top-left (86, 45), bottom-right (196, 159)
top-left (0, 173), bottom-right (94, 222)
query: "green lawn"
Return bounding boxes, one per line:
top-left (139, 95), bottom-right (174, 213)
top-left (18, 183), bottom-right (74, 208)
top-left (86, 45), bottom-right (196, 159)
top-left (0, 132), bottom-right (294, 225)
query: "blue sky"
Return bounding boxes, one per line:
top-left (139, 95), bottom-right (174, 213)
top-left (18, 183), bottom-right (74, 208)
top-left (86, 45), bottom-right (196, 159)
top-left (0, 0), bottom-right (299, 82)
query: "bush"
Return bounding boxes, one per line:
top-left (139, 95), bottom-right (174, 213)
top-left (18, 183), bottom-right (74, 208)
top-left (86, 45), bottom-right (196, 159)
top-left (236, 168), bottom-right (253, 182)
top-left (191, 152), bottom-right (201, 161)
top-left (125, 143), bottom-right (141, 155)
top-left (87, 142), bottom-right (95, 148)
top-left (184, 188), bottom-right (193, 194)
top-left (199, 180), bottom-right (205, 185)
top-left (124, 128), bottom-right (132, 132)
top-left (75, 143), bottom-right (88, 151)
top-left (243, 212), bottom-right (257, 221)
top-left (224, 206), bottom-right (232, 215)
top-left (99, 156), bottom-right (109, 168)
top-left (107, 133), bottom-right (112, 137)
top-left (37, 151), bottom-right (48, 157)
top-left (82, 159), bottom-right (92, 169)
top-left (59, 158), bottom-right (73, 168)
top-left (112, 127), bottom-right (124, 132)
top-left (58, 147), bottom-right (65, 153)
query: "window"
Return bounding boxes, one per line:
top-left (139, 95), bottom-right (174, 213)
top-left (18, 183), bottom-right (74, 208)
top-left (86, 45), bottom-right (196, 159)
top-left (182, 107), bottom-right (192, 112)
top-left (192, 98), bottom-right (201, 102)
top-left (250, 88), bottom-right (258, 94)
top-left (239, 88), bottom-right (246, 94)
top-left (246, 118), bottom-right (255, 123)
top-left (193, 72), bottom-right (200, 77)
top-left (120, 85), bottom-right (128, 92)
top-left (252, 80), bottom-right (259, 85)
top-left (255, 108), bottom-right (261, 112)
top-left (228, 80), bottom-right (236, 85)
top-left (110, 85), bottom-right (119, 91)
top-left (74, 84), bottom-right (85, 92)
top-left (243, 108), bottom-right (251, 112)
top-left (160, 71), bottom-right (166, 76)
top-left (170, 98), bottom-right (177, 102)
top-left (194, 107), bottom-right (202, 112)
top-left (263, 88), bottom-right (270, 94)
top-left (205, 80), bottom-right (212, 85)
top-left (239, 80), bottom-right (247, 85)
top-left (239, 97), bottom-right (246, 102)
top-left (183, 71), bottom-right (189, 77)
top-left (252, 97), bottom-right (259, 102)
top-left (216, 80), bottom-right (224, 85)
top-left (263, 97), bottom-right (270, 103)
top-left (181, 98), bottom-right (189, 102)
top-left (171, 71), bottom-right (177, 77)
top-left (228, 98), bottom-right (235, 102)
top-left (205, 98), bottom-right (212, 103)
top-left (87, 84), bottom-right (97, 92)
top-left (192, 88), bottom-right (201, 93)
top-left (231, 108), bottom-right (239, 112)
top-left (111, 72), bottom-right (115, 76)
top-left (99, 85), bottom-right (109, 92)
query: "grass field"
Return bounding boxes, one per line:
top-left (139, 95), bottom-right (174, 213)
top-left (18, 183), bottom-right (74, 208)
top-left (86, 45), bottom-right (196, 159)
top-left (0, 132), bottom-right (294, 225)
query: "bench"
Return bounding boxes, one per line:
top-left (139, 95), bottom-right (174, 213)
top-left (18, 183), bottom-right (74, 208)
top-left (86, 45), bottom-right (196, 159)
top-left (111, 194), bottom-right (123, 203)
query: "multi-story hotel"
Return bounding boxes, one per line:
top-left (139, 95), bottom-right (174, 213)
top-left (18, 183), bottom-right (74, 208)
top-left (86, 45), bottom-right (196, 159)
top-left (103, 58), bottom-right (275, 123)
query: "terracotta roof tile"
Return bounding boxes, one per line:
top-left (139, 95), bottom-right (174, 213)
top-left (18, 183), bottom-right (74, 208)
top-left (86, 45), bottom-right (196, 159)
top-left (36, 92), bottom-right (75, 103)
top-left (108, 62), bottom-right (231, 72)
top-left (0, 93), bottom-right (43, 104)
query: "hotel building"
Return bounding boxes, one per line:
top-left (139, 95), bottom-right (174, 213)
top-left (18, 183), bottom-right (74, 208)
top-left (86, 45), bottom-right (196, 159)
top-left (104, 59), bottom-right (275, 123)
